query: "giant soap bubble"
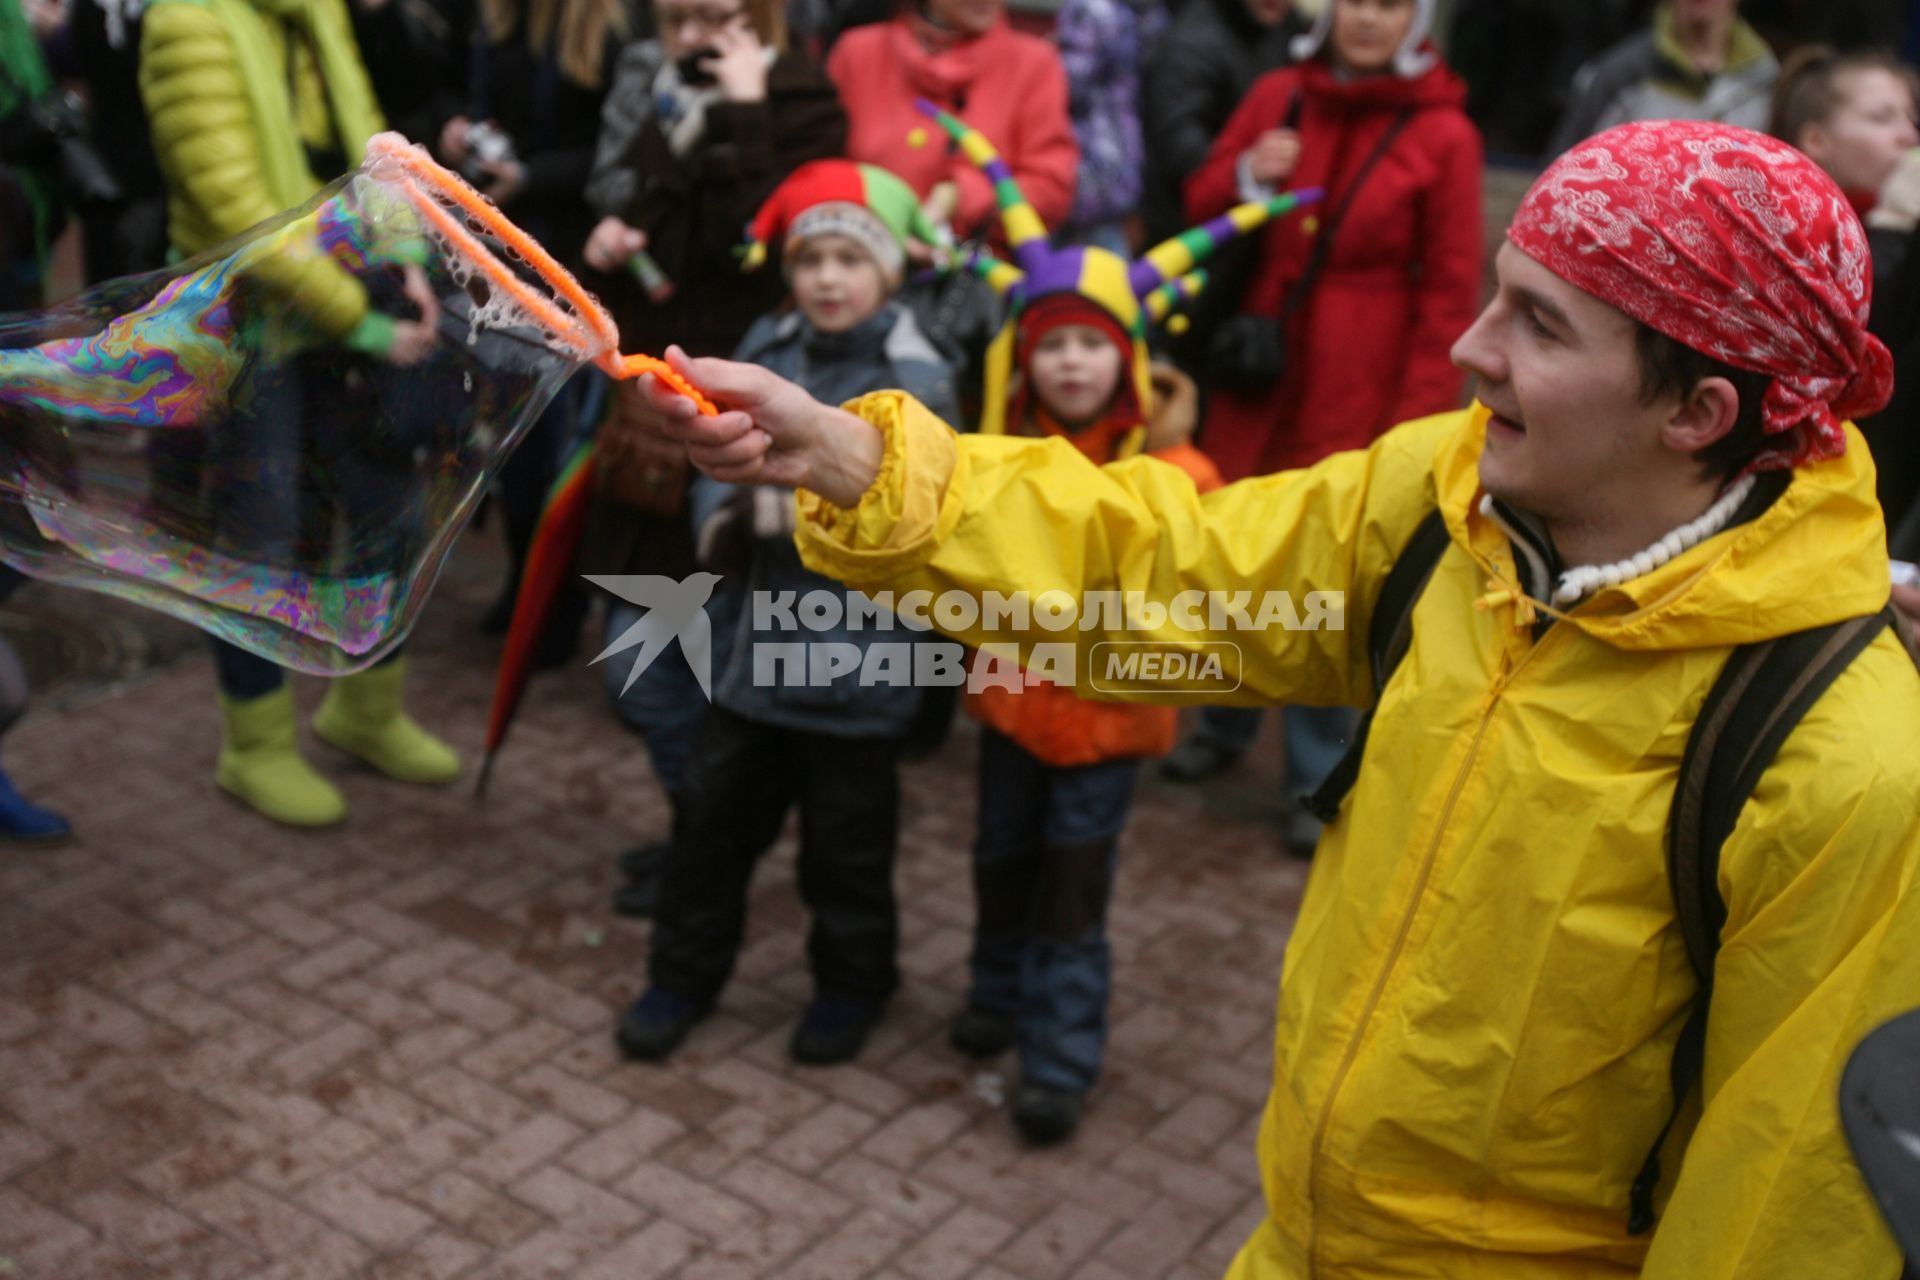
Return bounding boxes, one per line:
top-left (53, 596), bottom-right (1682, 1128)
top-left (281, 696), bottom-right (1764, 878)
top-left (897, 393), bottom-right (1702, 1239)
top-left (0, 134), bottom-right (701, 674)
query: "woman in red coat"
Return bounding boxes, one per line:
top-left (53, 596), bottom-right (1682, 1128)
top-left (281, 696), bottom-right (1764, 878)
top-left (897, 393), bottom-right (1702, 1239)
top-left (827, 0), bottom-right (1077, 243)
top-left (1183, 0), bottom-right (1482, 482)
top-left (829, 0), bottom-right (1078, 425)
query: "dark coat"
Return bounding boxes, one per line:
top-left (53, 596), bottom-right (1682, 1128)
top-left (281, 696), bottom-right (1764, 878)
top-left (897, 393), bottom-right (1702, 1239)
top-left (1139, 0), bottom-right (1299, 241)
top-left (582, 42), bottom-right (847, 357)
top-left (576, 43), bottom-right (846, 584)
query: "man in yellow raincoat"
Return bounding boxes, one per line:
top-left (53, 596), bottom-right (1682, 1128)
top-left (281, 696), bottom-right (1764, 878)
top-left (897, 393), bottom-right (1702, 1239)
top-left (642, 119), bottom-right (1920, 1277)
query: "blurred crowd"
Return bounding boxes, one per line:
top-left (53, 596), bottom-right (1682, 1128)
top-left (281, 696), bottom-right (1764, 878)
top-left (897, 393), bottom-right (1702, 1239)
top-left (0, 0), bottom-right (1917, 1146)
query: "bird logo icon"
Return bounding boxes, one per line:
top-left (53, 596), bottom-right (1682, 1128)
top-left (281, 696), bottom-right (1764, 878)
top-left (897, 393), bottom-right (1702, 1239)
top-left (584, 572), bottom-right (725, 699)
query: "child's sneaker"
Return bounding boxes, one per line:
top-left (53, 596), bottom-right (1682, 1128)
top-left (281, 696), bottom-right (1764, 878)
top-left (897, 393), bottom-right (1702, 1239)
top-left (1012, 1082), bottom-right (1084, 1144)
top-left (615, 989), bottom-right (710, 1061)
top-left (790, 993), bottom-right (885, 1065)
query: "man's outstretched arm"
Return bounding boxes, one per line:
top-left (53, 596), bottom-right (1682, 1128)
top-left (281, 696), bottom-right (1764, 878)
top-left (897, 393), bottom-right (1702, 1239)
top-left (645, 348), bottom-right (1456, 709)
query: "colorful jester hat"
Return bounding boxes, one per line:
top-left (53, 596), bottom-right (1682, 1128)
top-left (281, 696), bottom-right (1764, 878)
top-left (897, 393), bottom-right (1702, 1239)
top-left (915, 100), bottom-right (1321, 448)
top-left (742, 160), bottom-right (945, 285)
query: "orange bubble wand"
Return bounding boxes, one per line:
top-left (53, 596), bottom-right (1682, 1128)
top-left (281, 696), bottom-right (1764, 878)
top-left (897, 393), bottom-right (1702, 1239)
top-left (364, 133), bottom-right (717, 406)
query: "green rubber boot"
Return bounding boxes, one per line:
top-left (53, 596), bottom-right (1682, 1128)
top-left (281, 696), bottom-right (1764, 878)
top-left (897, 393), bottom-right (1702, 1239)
top-left (313, 658), bottom-right (463, 785)
top-left (215, 685), bottom-right (347, 827)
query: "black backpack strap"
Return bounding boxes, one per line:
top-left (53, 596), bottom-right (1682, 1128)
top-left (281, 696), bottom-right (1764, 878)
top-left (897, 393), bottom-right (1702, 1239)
top-left (1628, 605), bottom-right (1895, 1235)
top-left (1303, 508), bottom-right (1451, 823)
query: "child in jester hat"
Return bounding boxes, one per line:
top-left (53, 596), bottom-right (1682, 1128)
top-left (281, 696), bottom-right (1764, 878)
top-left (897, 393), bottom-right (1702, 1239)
top-left (616, 160), bottom-right (962, 1068)
top-left (920, 103), bottom-right (1318, 1143)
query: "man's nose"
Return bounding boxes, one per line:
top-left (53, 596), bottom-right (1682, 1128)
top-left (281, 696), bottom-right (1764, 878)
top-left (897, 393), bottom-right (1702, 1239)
top-left (1450, 308), bottom-right (1504, 381)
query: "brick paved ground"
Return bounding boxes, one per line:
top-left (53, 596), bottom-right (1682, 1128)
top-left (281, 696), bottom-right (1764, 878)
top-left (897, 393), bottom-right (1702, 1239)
top-left (0, 537), bottom-right (1309, 1279)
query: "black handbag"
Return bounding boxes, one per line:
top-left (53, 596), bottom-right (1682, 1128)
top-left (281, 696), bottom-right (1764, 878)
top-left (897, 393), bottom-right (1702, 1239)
top-left (1204, 310), bottom-right (1286, 392)
top-left (1205, 107), bottom-right (1415, 393)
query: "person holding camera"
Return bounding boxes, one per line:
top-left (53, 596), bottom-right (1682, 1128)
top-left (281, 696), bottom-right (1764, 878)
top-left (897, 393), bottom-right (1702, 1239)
top-left (439, 0), bottom-right (627, 236)
top-left (827, 0), bottom-right (1077, 246)
top-left (349, 0), bottom-right (469, 159)
top-left (579, 0), bottom-right (842, 358)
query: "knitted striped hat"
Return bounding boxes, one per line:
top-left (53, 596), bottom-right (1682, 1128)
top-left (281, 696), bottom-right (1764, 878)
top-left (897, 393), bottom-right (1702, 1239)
top-left (742, 160), bottom-right (943, 283)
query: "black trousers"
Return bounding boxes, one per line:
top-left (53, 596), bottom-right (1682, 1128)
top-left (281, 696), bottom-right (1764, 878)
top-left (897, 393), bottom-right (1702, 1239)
top-left (648, 704), bottom-right (902, 1007)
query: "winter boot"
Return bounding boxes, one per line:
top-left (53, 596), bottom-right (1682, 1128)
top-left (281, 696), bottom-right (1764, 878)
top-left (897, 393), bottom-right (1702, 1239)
top-left (790, 993), bottom-right (886, 1065)
top-left (216, 686), bottom-right (347, 827)
top-left (615, 988), bottom-right (712, 1062)
top-left (313, 658), bottom-right (462, 784)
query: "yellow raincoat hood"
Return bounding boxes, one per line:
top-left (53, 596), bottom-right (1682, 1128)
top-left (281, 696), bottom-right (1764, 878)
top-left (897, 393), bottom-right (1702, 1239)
top-left (797, 397), bottom-right (1920, 1279)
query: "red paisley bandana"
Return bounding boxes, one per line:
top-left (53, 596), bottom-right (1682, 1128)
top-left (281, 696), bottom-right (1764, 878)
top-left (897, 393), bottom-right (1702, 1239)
top-left (1509, 120), bottom-right (1894, 471)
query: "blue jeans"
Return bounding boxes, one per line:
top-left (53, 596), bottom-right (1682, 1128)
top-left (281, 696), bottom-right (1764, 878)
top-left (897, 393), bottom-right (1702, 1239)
top-left (1283, 705), bottom-right (1356, 796)
top-left (212, 638), bottom-right (402, 700)
top-left (970, 728), bottom-right (1138, 1092)
top-left (206, 344), bottom-right (421, 701)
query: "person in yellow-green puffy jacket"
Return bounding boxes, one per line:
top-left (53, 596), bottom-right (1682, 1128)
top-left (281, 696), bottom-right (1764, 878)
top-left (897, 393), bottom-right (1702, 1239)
top-left (139, 0), bottom-right (463, 827)
top-left (636, 119), bottom-right (1920, 1278)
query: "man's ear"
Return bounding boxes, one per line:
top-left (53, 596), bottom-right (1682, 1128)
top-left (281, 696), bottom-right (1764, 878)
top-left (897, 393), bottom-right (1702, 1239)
top-left (1663, 375), bottom-right (1741, 456)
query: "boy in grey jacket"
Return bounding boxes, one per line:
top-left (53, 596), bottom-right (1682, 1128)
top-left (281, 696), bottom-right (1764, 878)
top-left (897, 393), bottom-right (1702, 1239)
top-left (617, 161), bottom-right (958, 1066)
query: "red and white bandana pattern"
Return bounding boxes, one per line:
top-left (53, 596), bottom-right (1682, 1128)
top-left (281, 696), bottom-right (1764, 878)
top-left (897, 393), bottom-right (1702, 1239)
top-left (1509, 120), bottom-right (1894, 471)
